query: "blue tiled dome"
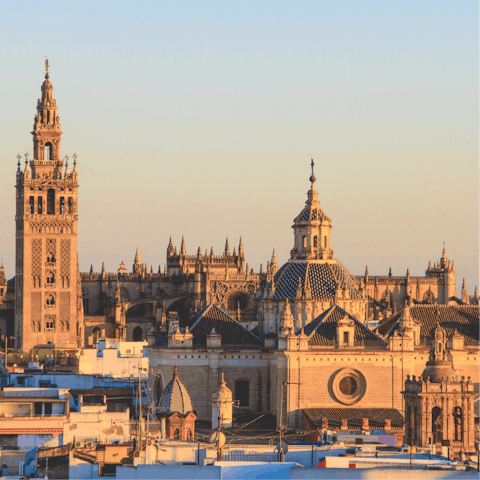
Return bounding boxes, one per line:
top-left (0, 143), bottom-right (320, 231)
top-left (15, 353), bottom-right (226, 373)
top-left (271, 261), bottom-right (363, 301)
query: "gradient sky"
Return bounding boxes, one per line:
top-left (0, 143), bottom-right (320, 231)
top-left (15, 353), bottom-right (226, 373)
top-left (0, 1), bottom-right (478, 295)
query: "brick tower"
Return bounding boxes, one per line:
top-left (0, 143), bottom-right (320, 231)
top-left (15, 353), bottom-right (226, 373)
top-left (14, 59), bottom-right (83, 352)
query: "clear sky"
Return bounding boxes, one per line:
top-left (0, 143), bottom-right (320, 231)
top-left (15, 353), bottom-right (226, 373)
top-left (0, 1), bottom-right (478, 295)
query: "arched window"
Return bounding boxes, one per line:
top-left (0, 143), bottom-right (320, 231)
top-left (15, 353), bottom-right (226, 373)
top-left (227, 291), bottom-right (248, 311)
top-left (92, 327), bottom-right (101, 345)
top-left (46, 252), bottom-right (56, 264)
top-left (60, 197), bottom-right (65, 214)
top-left (432, 407), bottom-right (442, 444)
top-left (453, 407), bottom-right (463, 441)
top-left (45, 318), bottom-right (55, 332)
top-left (29, 196), bottom-right (34, 214)
top-left (313, 236), bottom-right (318, 248)
top-left (47, 189), bottom-right (55, 215)
top-left (38, 197), bottom-right (43, 214)
top-left (133, 326), bottom-right (143, 342)
top-left (187, 429), bottom-right (193, 441)
top-left (173, 428), bottom-right (180, 440)
top-left (68, 197), bottom-right (73, 214)
top-left (324, 236), bottom-right (327, 248)
top-left (45, 142), bottom-right (52, 160)
top-left (46, 271), bottom-right (55, 285)
top-left (302, 235), bottom-right (307, 249)
top-left (46, 294), bottom-right (55, 305)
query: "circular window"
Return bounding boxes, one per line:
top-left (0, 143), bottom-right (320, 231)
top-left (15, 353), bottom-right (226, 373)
top-left (331, 368), bottom-right (366, 405)
top-left (339, 376), bottom-right (358, 396)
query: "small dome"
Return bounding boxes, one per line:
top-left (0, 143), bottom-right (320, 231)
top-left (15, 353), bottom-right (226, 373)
top-left (159, 368), bottom-right (193, 415)
top-left (212, 373), bottom-right (232, 403)
top-left (422, 360), bottom-right (458, 383)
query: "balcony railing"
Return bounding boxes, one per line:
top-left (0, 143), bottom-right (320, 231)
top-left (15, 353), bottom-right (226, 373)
top-left (45, 283), bottom-right (56, 289)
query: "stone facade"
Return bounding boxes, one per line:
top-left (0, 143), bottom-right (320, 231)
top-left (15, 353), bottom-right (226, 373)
top-left (14, 64), bottom-right (83, 352)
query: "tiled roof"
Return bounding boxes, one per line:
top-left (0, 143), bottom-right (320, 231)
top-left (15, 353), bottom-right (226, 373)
top-left (189, 304), bottom-right (262, 347)
top-left (305, 305), bottom-right (386, 347)
top-left (249, 325), bottom-right (259, 337)
top-left (375, 312), bottom-right (402, 337)
top-left (271, 261), bottom-right (363, 301)
top-left (304, 408), bottom-right (403, 429)
top-left (297, 206), bottom-right (331, 223)
top-left (380, 305), bottom-right (479, 346)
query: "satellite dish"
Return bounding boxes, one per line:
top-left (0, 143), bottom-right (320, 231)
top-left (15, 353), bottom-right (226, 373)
top-left (275, 441), bottom-right (288, 455)
top-left (209, 431), bottom-right (226, 448)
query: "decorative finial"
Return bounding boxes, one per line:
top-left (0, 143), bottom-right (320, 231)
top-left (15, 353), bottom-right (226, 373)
top-left (309, 157), bottom-right (316, 184)
top-left (45, 56), bottom-right (50, 79)
top-left (24, 151), bottom-right (29, 162)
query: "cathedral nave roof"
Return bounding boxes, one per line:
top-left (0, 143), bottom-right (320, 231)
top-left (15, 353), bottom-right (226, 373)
top-left (304, 305), bottom-right (386, 347)
top-left (189, 304), bottom-right (263, 347)
top-left (377, 305), bottom-right (479, 345)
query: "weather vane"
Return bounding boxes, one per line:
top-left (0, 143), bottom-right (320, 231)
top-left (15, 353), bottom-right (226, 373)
top-left (45, 56), bottom-right (49, 74)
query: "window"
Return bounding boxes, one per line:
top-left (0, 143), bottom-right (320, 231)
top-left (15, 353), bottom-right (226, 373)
top-left (45, 142), bottom-right (52, 160)
top-left (46, 294), bottom-right (55, 305)
top-left (44, 403), bottom-right (52, 415)
top-left (313, 236), bottom-right (318, 248)
top-left (339, 376), bottom-right (357, 396)
top-left (302, 236), bottom-right (307, 249)
top-left (17, 377), bottom-right (25, 385)
top-left (60, 197), bottom-right (65, 214)
top-left (133, 326), bottom-right (143, 342)
top-left (38, 197), bottom-right (43, 214)
top-left (235, 380), bottom-right (249, 407)
top-left (46, 252), bottom-right (56, 264)
top-left (68, 197), bottom-right (73, 214)
top-left (173, 428), bottom-right (180, 440)
top-left (227, 292), bottom-right (248, 311)
top-left (47, 189), bottom-right (55, 215)
top-left (39, 381), bottom-right (51, 388)
top-left (324, 236), bottom-right (327, 248)
top-left (45, 319), bottom-right (55, 331)
top-left (29, 196), bottom-right (34, 214)
top-left (343, 332), bottom-right (349, 346)
top-left (46, 271), bottom-right (55, 285)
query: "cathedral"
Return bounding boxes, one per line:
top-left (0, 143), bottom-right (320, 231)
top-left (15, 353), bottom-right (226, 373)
top-left (3, 64), bottom-right (479, 449)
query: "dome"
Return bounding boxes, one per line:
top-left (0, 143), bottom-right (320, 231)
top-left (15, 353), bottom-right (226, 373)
top-left (159, 368), bottom-right (193, 415)
top-left (422, 360), bottom-right (458, 383)
top-left (270, 260), bottom-right (363, 301)
top-left (212, 373), bottom-right (232, 403)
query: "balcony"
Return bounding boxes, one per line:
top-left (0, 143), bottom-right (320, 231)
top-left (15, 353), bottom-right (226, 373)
top-left (45, 262), bottom-right (56, 267)
top-left (45, 328), bottom-right (55, 332)
top-left (45, 305), bottom-right (55, 310)
top-left (45, 283), bottom-right (56, 289)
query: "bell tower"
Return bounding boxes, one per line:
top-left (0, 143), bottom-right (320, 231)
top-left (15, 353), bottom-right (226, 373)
top-left (14, 59), bottom-right (83, 352)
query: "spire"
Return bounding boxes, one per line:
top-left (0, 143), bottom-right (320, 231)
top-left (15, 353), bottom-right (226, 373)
top-left (388, 267), bottom-right (392, 277)
top-left (310, 157), bottom-right (316, 185)
top-left (233, 247), bottom-right (237, 256)
top-left (167, 236), bottom-right (174, 256)
top-left (180, 236), bottom-right (186, 256)
top-left (89, 264), bottom-right (93, 273)
top-left (461, 278), bottom-right (468, 303)
top-left (238, 237), bottom-right (244, 258)
top-left (16, 154), bottom-right (21, 175)
top-left (224, 236), bottom-right (230, 256)
top-left (442, 241), bottom-right (447, 261)
top-left (101, 262), bottom-right (105, 274)
top-left (134, 247), bottom-right (141, 264)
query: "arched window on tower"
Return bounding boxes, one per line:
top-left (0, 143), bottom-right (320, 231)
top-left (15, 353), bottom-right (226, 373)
top-left (60, 197), bottom-right (65, 215)
top-left (313, 236), bottom-right (318, 248)
top-left (324, 236), bottom-right (327, 248)
top-left (302, 235), bottom-right (307, 249)
top-left (46, 271), bottom-right (55, 286)
top-left (68, 197), bottom-right (73, 214)
top-left (47, 189), bottom-right (55, 215)
top-left (38, 197), bottom-right (43, 214)
top-left (29, 197), bottom-right (34, 214)
top-left (45, 142), bottom-right (52, 160)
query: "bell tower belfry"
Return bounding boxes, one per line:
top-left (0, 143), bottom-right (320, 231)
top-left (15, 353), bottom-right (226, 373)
top-left (14, 59), bottom-right (83, 352)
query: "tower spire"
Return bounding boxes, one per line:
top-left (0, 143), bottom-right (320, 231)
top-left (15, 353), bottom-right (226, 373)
top-left (224, 236), bottom-right (230, 256)
top-left (310, 156), bottom-right (316, 185)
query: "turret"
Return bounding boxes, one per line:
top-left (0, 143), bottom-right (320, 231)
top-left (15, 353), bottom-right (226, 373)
top-left (290, 159), bottom-right (334, 261)
top-left (167, 237), bottom-right (174, 257)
